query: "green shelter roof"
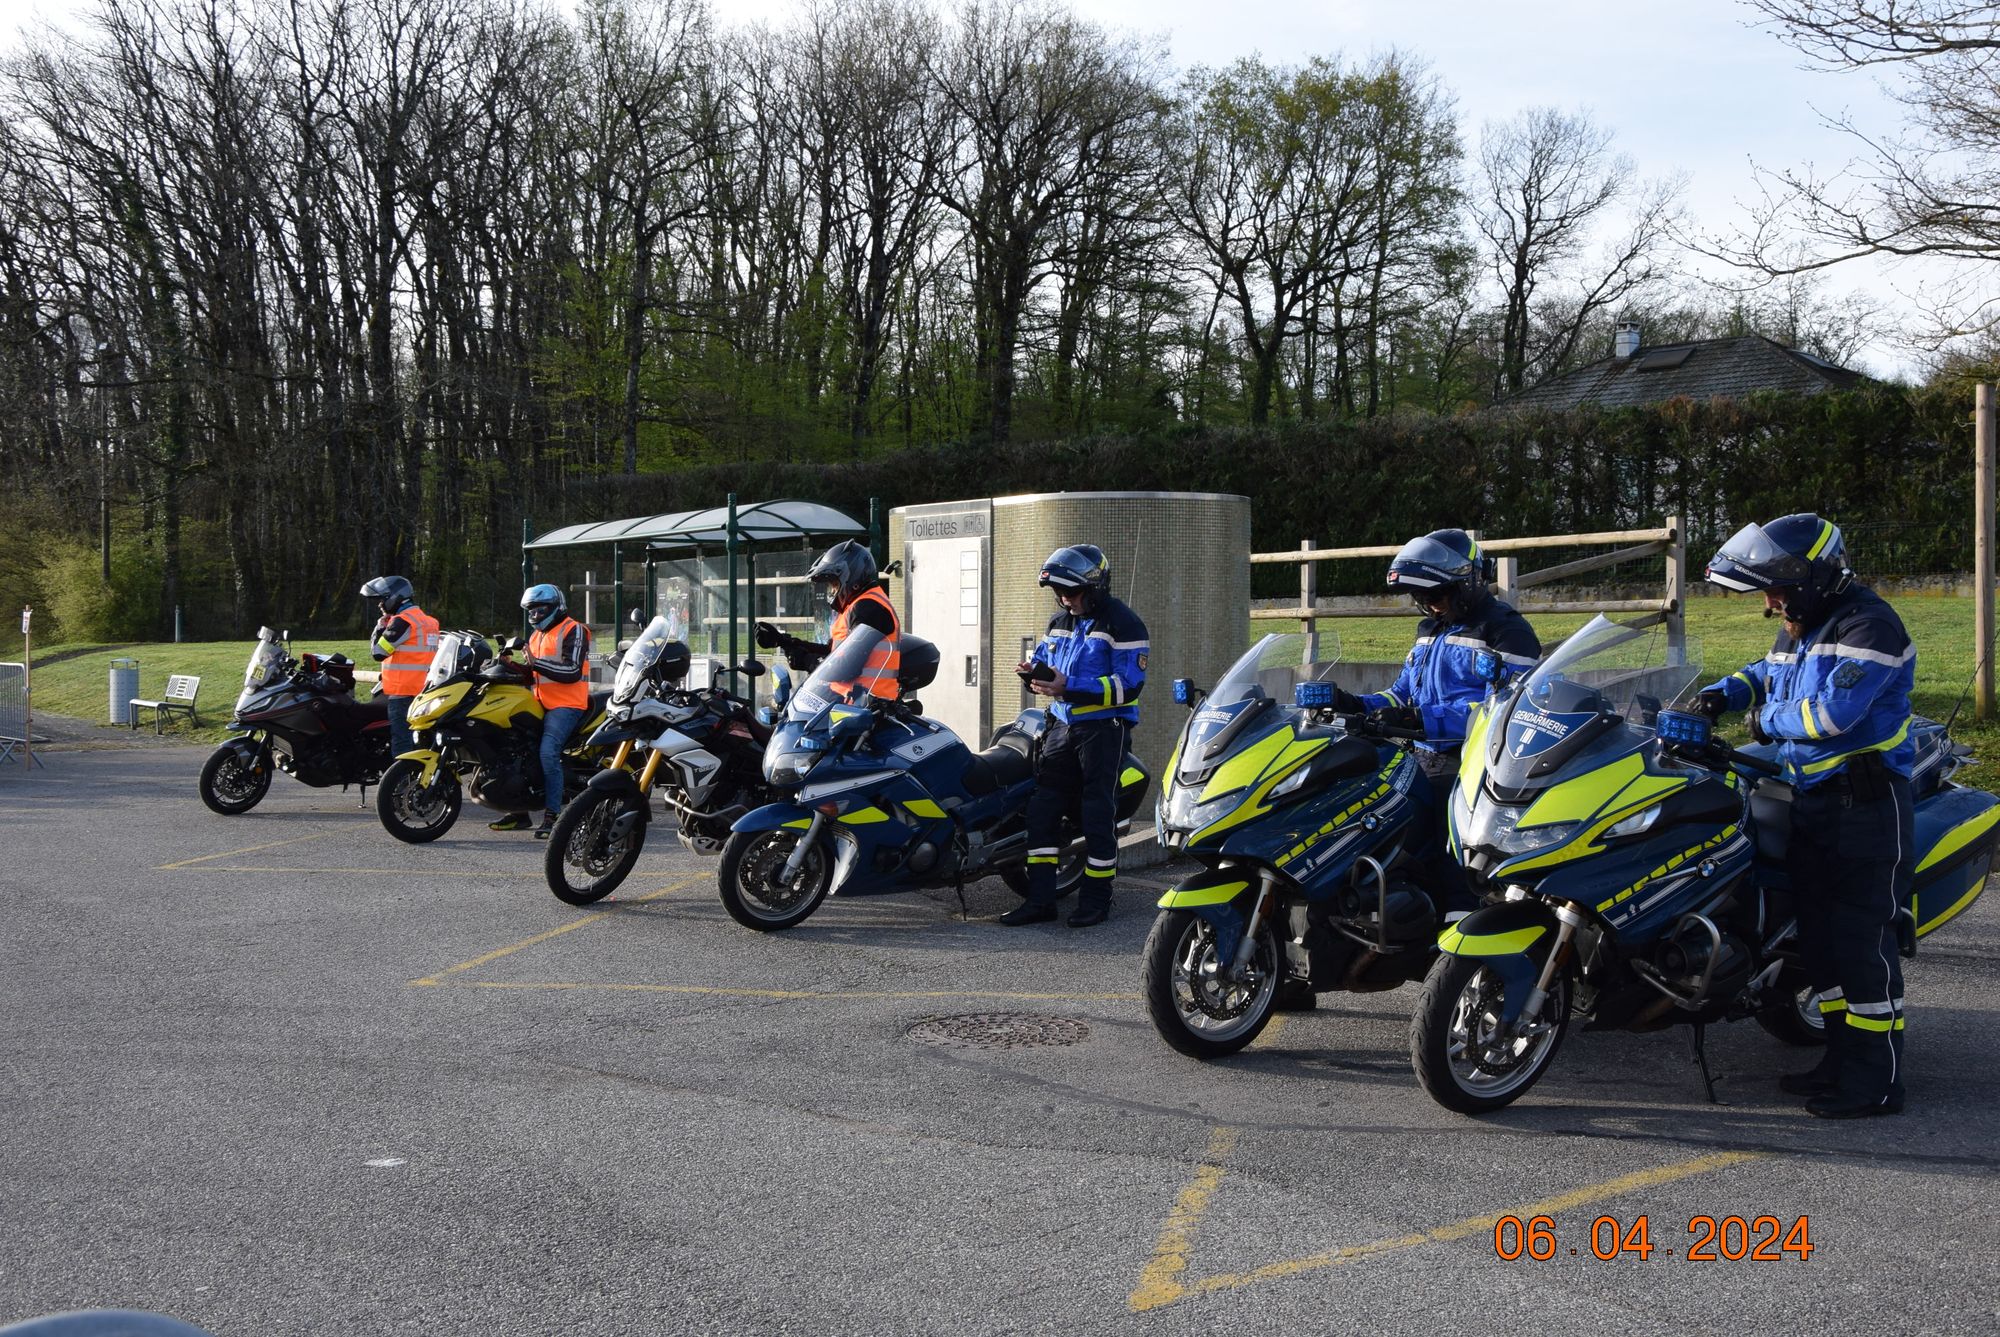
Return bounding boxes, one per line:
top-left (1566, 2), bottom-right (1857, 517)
top-left (525, 499), bottom-right (866, 552)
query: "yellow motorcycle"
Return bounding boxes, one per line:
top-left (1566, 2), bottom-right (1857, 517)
top-left (376, 631), bottom-right (614, 843)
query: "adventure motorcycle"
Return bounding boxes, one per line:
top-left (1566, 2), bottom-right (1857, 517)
top-left (1143, 633), bottom-right (1457, 1057)
top-left (544, 617), bottom-right (778, 905)
top-left (375, 631), bottom-right (614, 843)
top-left (717, 624), bottom-right (1152, 930)
top-left (198, 628), bottom-right (392, 814)
top-left (1411, 613), bottom-right (2000, 1114)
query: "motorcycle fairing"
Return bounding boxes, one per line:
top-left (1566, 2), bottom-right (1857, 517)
top-left (1912, 786), bottom-right (2000, 936)
top-left (1219, 756), bottom-right (1420, 894)
top-left (397, 748), bottom-right (445, 784)
top-left (1156, 872), bottom-right (1254, 910)
top-left (1434, 900), bottom-right (1557, 1025)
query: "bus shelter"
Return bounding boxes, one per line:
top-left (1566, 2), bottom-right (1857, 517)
top-left (522, 496), bottom-right (876, 689)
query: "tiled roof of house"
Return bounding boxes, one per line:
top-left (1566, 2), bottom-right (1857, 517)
top-left (1501, 334), bottom-right (1869, 410)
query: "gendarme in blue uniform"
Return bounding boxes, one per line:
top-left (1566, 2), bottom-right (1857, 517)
top-left (1700, 587), bottom-right (1915, 789)
top-left (1032, 595), bottom-right (1148, 725)
top-left (1360, 593), bottom-right (1540, 750)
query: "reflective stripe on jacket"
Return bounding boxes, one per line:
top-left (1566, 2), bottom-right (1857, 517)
top-left (376, 605), bottom-right (440, 697)
top-left (528, 617), bottom-right (592, 711)
top-left (1360, 594), bottom-right (1540, 751)
top-left (1702, 586), bottom-right (1915, 788)
top-left (1033, 595), bottom-right (1148, 725)
top-left (830, 587), bottom-right (901, 700)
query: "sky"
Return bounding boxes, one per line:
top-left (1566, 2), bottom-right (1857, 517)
top-left (0, 0), bottom-right (1951, 378)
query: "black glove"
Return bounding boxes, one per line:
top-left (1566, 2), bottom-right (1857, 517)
top-left (1329, 686), bottom-right (1365, 715)
top-left (755, 621), bottom-right (783, 650)
top-left (1748, 709), bottom-right (1773, 747)
top-left (1368, 705), bottom-right (1422, 734)
top-left (1695, 690), bottom-right (1729, 721)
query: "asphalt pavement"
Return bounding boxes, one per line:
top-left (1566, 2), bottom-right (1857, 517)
top-left (3, 741), bottom-right (1998, 1336)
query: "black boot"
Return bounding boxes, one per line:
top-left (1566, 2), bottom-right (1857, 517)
top-left (998, 901), bottom-right (1058, 927)
top-left (1778, 1050), bottom-right (1841, 1098)
top-left (1066, 900), bottom-right (1110, 928)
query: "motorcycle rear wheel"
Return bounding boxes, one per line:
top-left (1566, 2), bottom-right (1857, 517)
top-left (998, 848), bottom-right (1086, 900)
top-left (545, 789), bottom-right (647, 906)
top-left (1755, 979), bottom-right (1829, 1048)
top-left (198, 744), bottom-right (272, 815)
top-left (1141, 909), bottom-right (1280, 1058)
top-left (377, 758), bottom-right (462, 843)
top-left (1411, 954), bottom-right (1570, 1114)
top-left (717, 828), bottom-right (832, 931)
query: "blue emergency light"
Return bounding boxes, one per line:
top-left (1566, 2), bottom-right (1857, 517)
top-left (1294, 681), bottom-right (1336, 710)
top-left (1656, 709), bottom-right (1712, 748)
top-left (1172, 678), bottom-right (1195, 705)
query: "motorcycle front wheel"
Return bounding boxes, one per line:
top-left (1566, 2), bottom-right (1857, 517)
top-left (545, 789), bottom-right (648, 905)
top-left (1410, 954), bottom-right (1570, 1114)
top-left (376, 758), bottom-right (462, 843)
top-left (1141, 909), bottom-right (1280, 1058)
top-left (716, 828), bottom-right (833, 931)
top-left (198, 743), bottom-right (272, 815)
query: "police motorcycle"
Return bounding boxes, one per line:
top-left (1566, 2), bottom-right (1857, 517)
top-left (1144, 632), bottom-right (1457, 1058)
top-left (1410, 614), bottom-right (2000, 1114)
top-left (544, 616), bottom-right (779, 905)
top-left (717, 624), bottom-right (1152, 930)
top-left (374, 631), bottom-right (615, 843)
top-left (198, 627), bottom-right (393, 814)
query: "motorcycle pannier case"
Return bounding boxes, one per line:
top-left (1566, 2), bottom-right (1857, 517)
top-left (1910, 785), bottom-right (2000, 938)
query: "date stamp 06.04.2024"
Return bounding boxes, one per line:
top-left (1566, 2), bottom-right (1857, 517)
top-left (1493, 1214), bottom-right (1813, 1262)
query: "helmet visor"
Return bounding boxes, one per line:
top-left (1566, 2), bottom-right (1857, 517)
top-left (1387, 536), bottom-right (1472, 586)
top-left (1709, 522), bottom-right (1811, 590)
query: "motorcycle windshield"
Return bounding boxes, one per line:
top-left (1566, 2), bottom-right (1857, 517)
top-left (1488, 615), bottom-right (1703, 789)
top-left (237, 629), bottom-right (287, 713)
top-left (1209, 631), bottom-right (1344, 706)
top-left (614, 616), bottom-right (677, 705)
top-left (786, 624), bottom-right (892, 720)
top-left (424, 632), bottom-right (486, 691)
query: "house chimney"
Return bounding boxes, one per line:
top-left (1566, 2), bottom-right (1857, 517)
top-left (1614, 321), bottom-right (1642, 359)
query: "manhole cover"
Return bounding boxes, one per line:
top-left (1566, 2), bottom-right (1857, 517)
top-left (907, 1012), bottom-right (1090, 1050)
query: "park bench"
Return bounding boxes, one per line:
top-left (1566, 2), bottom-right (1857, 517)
top-left (130, 674), bottom-right (201, 733)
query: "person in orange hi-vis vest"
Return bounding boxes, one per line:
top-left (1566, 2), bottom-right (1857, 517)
top-left (491, 583), bottom-right (594, 838)
top-left (360, 575), bottom-right (438, 760)
top-left (755, 540), bottom-right (900, 700)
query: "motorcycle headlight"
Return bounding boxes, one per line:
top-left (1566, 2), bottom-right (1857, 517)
top-left (768, 753), bottom-right (816, 785)
top-left (1268, 766), bottom-right (1311, 801)
top-left (1462, 801), bottom-right (1577, 855)
top-left (1604, 804), bottom-right (1663, 839)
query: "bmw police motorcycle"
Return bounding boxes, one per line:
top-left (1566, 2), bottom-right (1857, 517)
top-left (1144, 633), bottom-right (1452, 1058)
top-left (374, 631), bottom-right (614, 843)
top-left (717, 625), bottom-right (1152, 930)
top-left (1411, 614), bottom-right (2000, 1114)
top-left (544, 617), bottom-right (778, 905)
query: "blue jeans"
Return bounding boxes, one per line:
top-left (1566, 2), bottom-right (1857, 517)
top-left (385, 694), bottom-right (414, 759)
top-left (539, 706), bottom-right (586, 815)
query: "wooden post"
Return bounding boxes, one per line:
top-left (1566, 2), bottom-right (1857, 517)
top-left (1664, 514), bottom-right (1686, 666)
top-left (1493, 556), bottom-right (1518, 603)
top-left (1299, 538), bottom-right (1318, 645)
top-left (1977, 386), bottom-right (1996, 721)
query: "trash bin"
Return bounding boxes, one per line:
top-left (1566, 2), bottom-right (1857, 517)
top-left (109, 658), bottom-right (140, 725)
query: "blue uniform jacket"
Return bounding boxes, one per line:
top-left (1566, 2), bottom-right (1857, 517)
top-left (1701, 586), bottom-right (1915, 789)
top-left (1361, 595), bottom-right (1541, 751)
top-left (1031, 595), bottom-right (1149, 726)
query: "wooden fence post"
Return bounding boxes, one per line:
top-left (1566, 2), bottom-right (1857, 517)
top-left (1977, 386), bottom-right (1995, 721)
top-left (1664, 514), bottom-right (1685, 666)
top-left (1300, 538), bottom-right (1318, 660)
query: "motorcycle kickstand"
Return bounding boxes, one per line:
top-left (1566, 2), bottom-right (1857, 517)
top-left (1689, 1021), bottom-right (1722, 1105)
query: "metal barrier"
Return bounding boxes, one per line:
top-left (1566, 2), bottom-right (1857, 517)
top-left (1251, 517), bottom-right (1686, 661)
top-left (0, 662), bottom-right (40, 767)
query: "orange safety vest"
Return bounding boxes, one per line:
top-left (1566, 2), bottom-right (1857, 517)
top-left (378, 605), bottom-right (440, 697)
top-left (829, 587), bottom-right (901, 700)
top-left (528, 616), bottom-right (591, 710)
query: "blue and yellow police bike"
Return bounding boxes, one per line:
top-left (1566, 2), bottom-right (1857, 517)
top-left (718, 625), bottom-right (1152, 930)
top-left (1411, 614), bottom-right (2000, 1114)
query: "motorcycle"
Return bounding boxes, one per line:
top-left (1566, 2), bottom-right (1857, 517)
top-left (374, 631), bottom-right (615, 843)
top-left (198, 627), bottom-right (392, 814)
top-left (717, 624), bottom-right (1152, 930)
top-left (544, 617), bottom-right (779, 905)
top-left (1411, 613), bottom-right (2000, 1114)
top-left (1143, 632), bottom-right (1456, 1058)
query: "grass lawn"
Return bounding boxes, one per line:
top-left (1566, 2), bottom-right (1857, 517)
top-left (1253, 590), bottom-right (2000, 772)
top-left (12, 636), bottom-right (375, 743)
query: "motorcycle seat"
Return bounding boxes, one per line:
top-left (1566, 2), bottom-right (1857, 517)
top-left (344, 695), bottom-right (390, 725)
top-left (587, 688), bottom-right (612, 717)
top-left (962, 737), bottom-right (1035, 796)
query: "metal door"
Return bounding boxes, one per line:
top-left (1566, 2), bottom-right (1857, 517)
top-left (906, 535), bottom-right (988, 746)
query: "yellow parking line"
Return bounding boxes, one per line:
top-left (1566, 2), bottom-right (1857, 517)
top-left (156, 832), bottom-right (334, 869)
top-left (183, 865), bottom-right (554, 879)
top-left (1129, 1127), bottom-right (1240, 1312)
top-left (1248, 1015), bottom-right (1287, 1050)
top-left (1128, 1145), bottom-right (1763, 1311)
top-left (442, 980), bottom-right (1144, 1002)
top-left (409, 876), bottom-right (702, 986)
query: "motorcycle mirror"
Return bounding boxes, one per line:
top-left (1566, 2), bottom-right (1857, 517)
top-left (628, 608), bottom-right (645, 625)
top-left (739, 658), bottom-right (766, 679)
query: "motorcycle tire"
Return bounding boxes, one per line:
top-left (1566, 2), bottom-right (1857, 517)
top-left (1410, 953), bottom-right (1570, 1115)
top-left (1755, 980), bottom-right (1829, 1048)
top-left (544, 789), bottom-right (647, 906)
top-left (998, 849), bottom-right (1085, 900)
top-left (376, 758), bottom-right (462, 844)
top-left (1141, 909), bottom-right (1280, 1058)
top-left (198, 744), bottom-right (273, 815)
top-left (717, 827), bottom-right (832, 931)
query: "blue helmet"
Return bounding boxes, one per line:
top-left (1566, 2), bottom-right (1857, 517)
top-left (1386, 529), bottom-right (1492, 604)
top-left (1706, 513), bottom-right (1852, 621)
top-left (1039, 544), bottom-right (1110, 611)
top-left (360, 575), bottom-right (413, 615)
top-left (520, 583), bottom-right (567, 632)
